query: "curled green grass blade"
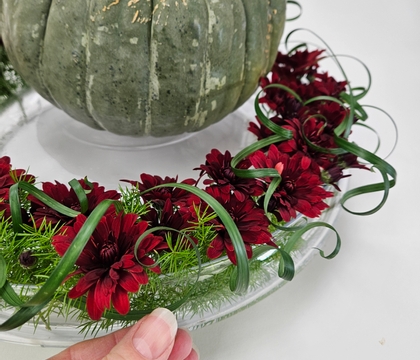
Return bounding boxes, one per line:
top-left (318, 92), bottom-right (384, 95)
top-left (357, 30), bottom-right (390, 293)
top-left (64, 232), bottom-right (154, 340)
top-left (334, 136), bottom-right (397, 215)
top-left (0, 281), bottom-right (24, 307)
top-left (361, 105), bottom-right (399, 161)
top-left (231, 92), bottom-right (292, 179)
top-left (0, 302), bottom-right (47, 331)
top-left (303, 95), bottom-right (344, 107)
top-left (353, 122), bottom-right (381, 157)
top-left (271, 217), bottom-right (308, 232)
top-left (9, 183), bottom-right (23, 234)
top-left (285, 28), bottom-right (355, 138)
top-left (285, 221), bottom-right (341, 259)
top-left (287, 42), bottom-right (308, 56)
top-left (313, 224), bottom-right (342, 259)
top-left (331, 54), bottom-right (372, 101)
top-left (254, 85), bottom-right (298, 137)
top-left (0, 253), bottom-right (6, 288)
top-left (264, 178), bottom-right (281, 215)
top-left (141, 183), bottom-right (250, 294)
top-left (277, 248), bottom-right (295, 280)
top-left (9, 181), bottom-right (80, 234)
top-left (286, 1), bottom-right (303, 21)
top-left (340, 92), bottom-right (368, 121)
top-left (231, 135), bottom-right (290, 179)
top-left (249, 244), bottom-right (295, 281)
top-left (299, 115), bottom-right (348, 156)
top-left (69, 179), bottom-right (89, 214)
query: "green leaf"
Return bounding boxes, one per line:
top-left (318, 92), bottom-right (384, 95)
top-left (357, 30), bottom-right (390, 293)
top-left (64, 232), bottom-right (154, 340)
top-left (231, 135), bottom-right (290, 179)
top-left (9, 181), bottom-right (80, 235)
top-left (285, 28), bottom-right (356, 138)
top-left (263, 178), bottom-right (281, 215)
top-left (277, 248), bottom-right (295, 280)
top-left (0, 281), bottom-right (24, 307)
top-left (286, 1), bottom-right (303, 21)
top-left (334, 136), bottom-right (397, 215)
top-left (69, 178), bottom-right (89, 214)
top-left (18, 181), bottom-right (81, 217)
top-left (249, 245), bottom-right (295, 281)
top-left (0, 254), bottom-right (7, 289)
top-left (335, 54), bottom-right (372, 101)
top-left (284, 221), bottom-right (341, 260)
top-left (360, 105), bottom-right (399, 161)
top-left (340, 92), bottom-right (368, 121)
top-left (303, 95), bottom-right (344, 107)
top-left (9, 183), bottom-right (23, 234)
top-left (299, 115), bottom-right (348, 156)
top-left (0, 302), bottom-right (47, 332)
top-left (253, 86), bottom-right (296, 138)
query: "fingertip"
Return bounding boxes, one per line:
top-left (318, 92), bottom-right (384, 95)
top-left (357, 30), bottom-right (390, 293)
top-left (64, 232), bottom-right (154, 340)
top-left (168, 328), bottom-right (193, 360)
top-left (186, 347), bottom-right (200, 360)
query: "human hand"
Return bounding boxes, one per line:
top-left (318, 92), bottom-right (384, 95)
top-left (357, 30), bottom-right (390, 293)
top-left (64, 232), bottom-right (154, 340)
top-left (49, 308), bottom-right (198, 360)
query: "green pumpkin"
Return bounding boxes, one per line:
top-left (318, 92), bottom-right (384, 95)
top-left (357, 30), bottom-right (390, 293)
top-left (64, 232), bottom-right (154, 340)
top-left (0, 0), bottom-right (286, 137)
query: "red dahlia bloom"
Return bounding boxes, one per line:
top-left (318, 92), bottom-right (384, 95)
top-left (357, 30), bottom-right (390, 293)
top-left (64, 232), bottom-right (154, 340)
top-left (0, 156), bottom-right (34, 220)
top-left (122, 174), bottom-right (199, 209)
top-left (52, 213), bottom-right (163, 320)
top-left (0, 156), bottom-right (34, 199)
top-left (205, 187), bottom-right (275, 264)
top-left (29, 179), bottom-right (120, 227)
top-left (196, 149), bottom-right (264, 202)
top-left (273, 49), bottom-right (324, 80)
top-left (313, 72), bottom-right (347, 98)
top-left (141, 199), bottom-right (197, 249)
top-left (250, 146), bottom-right (333, 222)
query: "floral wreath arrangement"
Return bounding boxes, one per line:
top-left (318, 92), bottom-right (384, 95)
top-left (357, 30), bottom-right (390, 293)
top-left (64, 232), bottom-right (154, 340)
top-left (0, 6), bottom-right (396, 337)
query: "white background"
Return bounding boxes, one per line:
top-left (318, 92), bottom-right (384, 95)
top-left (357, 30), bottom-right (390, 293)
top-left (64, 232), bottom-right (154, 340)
top-left (2, 0), bottom-right (420, 358)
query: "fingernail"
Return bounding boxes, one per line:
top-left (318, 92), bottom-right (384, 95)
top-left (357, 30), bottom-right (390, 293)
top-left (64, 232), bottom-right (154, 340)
top-left (132, 308), bottom-right (178, 360)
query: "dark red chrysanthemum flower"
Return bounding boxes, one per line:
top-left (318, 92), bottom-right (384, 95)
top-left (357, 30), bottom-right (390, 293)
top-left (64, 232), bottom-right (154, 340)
top-left (250, 146), bottom-right (333, 222)
top-left (322, 153), bottom-right (370, 190)
top-left (204, 187), bottom-right (275, 264)
top-left (259, 76), bottom-right (305, 118)
top-left (196, 149), bottom-right (264, 202)
top-left (278, 115), bottom-right (339, 169)
top-left (122, 174), bottom-right (199, 209)
top-left (52, 212), bottom-right (164, 320)
top-left (0, 156), bottom-right (34, 199)
top-left (273, 49), bottom-right (325, 81)
top-left (0, 199), bottom-right (12, 219)
top-left (0, 156), bottom-right (34, 219)
top-left (312, 72), bottom-right (347, 98)
top-left (29, 179), bottom-right (120, 227)
top-left (141, 199), bottom-right (197, 249)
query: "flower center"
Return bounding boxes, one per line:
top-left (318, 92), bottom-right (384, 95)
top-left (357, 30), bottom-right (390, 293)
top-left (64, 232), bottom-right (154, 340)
top-left (19, 250), bottom-right (37, 268)
top-left (100, 242), bottom-right (119, 264)
top-left (284, 179), bottom-right (295, 193)
top-left (222, 168), bottom-right (235, 181)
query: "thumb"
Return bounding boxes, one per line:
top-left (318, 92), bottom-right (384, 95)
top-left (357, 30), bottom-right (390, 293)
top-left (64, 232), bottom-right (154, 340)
top-left (103, 308), bottom-right (178, 360)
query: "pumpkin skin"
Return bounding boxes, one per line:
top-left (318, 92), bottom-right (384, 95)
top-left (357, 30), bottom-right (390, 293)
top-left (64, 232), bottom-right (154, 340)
top-left (0, 0), bottom-right (286, 137)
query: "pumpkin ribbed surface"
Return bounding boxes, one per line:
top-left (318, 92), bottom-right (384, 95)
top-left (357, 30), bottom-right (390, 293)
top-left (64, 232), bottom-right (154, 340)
top-left (0, 0), bottom-right (286, 137)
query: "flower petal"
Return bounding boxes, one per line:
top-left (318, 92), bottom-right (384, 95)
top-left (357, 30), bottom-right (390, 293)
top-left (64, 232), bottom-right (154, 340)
top-left (111, 286), bottom-right (130, 315)
top-left (118, 271), bottom-right (140, 292)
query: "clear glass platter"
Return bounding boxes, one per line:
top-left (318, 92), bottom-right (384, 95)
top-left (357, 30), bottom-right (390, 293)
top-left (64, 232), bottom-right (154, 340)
top-left (0, 91), bottom-right (346, 347)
